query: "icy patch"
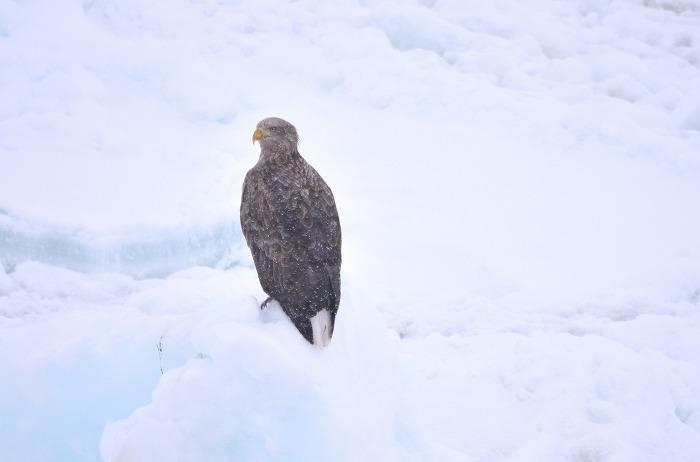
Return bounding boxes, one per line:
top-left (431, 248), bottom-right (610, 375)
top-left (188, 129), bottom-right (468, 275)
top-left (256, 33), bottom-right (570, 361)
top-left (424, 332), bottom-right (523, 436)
top-left (0, 210), bottom-right (242, 278)
top-left (643, 0), bottom-right (700, 14)
top-left (0, 262), bottom-right (262, 460)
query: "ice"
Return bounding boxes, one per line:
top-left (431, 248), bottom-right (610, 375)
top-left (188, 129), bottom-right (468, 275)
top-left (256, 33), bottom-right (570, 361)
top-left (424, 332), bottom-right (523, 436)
top-left (2, 0), bottom-right (700, 461)
top-left (0, 209), bottom-right (242, 278)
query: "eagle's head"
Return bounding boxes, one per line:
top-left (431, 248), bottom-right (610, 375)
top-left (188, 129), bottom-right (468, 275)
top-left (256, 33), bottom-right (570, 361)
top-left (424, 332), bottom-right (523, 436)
top-left (252, 117), bottom-right (299, 154)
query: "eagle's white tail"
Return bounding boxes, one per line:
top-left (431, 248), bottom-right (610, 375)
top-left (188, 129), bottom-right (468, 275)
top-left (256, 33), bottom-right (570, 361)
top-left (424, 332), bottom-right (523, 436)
top-left (310, 309), bottom-right (332, 347)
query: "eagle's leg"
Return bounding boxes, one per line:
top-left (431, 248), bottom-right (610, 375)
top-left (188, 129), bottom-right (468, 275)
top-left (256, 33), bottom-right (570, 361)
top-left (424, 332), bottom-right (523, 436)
top-left (260, 296), bottom-right (274, 310)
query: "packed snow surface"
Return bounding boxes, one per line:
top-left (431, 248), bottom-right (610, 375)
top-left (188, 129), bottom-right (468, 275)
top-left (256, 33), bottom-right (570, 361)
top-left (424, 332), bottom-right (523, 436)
top-left (2, 0), bottom-right (700, 461)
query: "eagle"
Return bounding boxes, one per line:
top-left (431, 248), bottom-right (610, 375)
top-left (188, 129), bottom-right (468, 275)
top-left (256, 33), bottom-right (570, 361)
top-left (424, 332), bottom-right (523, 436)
top-left (240, 117), bottom-right (341, 346)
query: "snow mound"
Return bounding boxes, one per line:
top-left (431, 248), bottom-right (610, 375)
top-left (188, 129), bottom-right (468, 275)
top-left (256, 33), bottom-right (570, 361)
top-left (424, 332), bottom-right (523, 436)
top-left (101, 303), bottom-right (420, 462)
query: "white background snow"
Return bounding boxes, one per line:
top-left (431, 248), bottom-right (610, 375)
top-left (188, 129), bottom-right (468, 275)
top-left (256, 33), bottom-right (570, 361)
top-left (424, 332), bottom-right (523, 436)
top-left (2, 0), bottom-right (700, 461)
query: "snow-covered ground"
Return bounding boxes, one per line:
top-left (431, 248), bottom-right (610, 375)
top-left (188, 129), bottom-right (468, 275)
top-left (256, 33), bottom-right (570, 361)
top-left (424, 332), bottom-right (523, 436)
top-left (2, 0), bottom-right (700, 460)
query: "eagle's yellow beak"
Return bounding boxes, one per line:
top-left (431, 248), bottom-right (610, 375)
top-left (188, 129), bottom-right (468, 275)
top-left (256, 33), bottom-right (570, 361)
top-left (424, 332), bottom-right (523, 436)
top-left (252, 127), bottom-right (266, 144)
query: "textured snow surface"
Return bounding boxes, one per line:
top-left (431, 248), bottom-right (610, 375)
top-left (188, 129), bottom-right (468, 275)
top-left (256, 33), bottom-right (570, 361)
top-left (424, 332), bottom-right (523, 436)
top-left (2, 0), bottom-right (700, 461)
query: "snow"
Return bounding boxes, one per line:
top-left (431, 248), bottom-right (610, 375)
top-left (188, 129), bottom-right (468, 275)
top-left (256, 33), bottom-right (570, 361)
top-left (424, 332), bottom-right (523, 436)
top-left (2, 0), bottom-right (700, 461)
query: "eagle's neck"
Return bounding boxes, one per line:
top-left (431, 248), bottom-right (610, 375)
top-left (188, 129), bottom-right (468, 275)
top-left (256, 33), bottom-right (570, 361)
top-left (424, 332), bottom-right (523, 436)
top-left (258, 147), bottom-right (301, 168)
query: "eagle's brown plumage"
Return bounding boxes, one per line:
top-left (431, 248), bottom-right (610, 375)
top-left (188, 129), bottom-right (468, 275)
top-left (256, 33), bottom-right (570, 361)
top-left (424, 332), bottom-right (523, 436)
top-left (240, 117), bottom-right (341, 345)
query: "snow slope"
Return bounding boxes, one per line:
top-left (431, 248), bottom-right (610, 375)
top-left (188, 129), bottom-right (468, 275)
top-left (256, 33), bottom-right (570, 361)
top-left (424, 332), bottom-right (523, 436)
top-left (2, 0), bottom-right (700, 461)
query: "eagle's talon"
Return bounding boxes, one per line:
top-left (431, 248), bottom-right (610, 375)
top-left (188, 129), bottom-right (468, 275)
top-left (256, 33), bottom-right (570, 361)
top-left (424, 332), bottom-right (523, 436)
top-left (260, 296), bottom-right (274, 310)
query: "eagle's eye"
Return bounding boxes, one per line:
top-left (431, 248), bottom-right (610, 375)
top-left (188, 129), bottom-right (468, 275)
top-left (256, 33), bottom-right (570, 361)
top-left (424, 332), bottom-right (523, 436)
top-left (270, 126), bottom-right (278, 132)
